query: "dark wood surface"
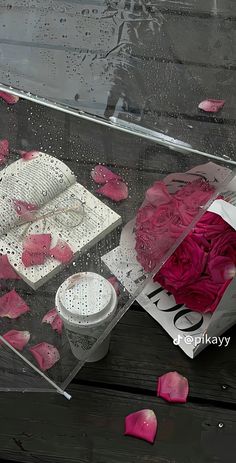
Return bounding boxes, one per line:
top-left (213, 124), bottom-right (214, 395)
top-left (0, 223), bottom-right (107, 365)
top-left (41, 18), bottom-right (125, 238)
top-left (1, 307), bottom-right (236, 463)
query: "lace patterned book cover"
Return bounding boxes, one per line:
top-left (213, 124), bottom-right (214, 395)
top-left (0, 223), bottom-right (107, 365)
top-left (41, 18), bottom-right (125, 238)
top-left (102, 162), bottom-right (236, 358)
top-left (0, 153), bottom-right (121, 289)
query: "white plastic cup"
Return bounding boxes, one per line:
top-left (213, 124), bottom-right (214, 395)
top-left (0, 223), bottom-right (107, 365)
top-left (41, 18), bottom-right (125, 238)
top-left (55, 272), bottom-right (118, 362)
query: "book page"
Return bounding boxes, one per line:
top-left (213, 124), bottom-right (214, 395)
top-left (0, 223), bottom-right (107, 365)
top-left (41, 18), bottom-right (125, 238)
top-left (1, 183), bottom-right (121, 288)
top-left (0, 153), bottom-right (76, 236)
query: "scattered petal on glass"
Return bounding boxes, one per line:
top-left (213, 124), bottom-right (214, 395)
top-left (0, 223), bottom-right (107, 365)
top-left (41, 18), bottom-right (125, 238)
top-left (19, 150), bottom-right (40, 161)
top-left (0, 139), bottom-right (9, 164)
top-left (42, 308), bottom-right (63, 335)
top-left (0, 255), bottom-right (21, 279)
top-left (108, 276), bottom-right (120, 295)
top-left (0, 289), bottom-right (30, 319)
top-left (96, 179), bottom-right (128, 201)
top-left (42, 308), bottom-right (58, 325)
top-left (22, 250), bottom-right (47, 267)
top-left (0, 91), bottom-right (19, 104)
top-left (13, 199), bottom-right (38, 221)
top-left (1, 330), bottom-right (30, 351)
top-left (50, 239), bottom-right (73, 263)
top-left (125, 409), bottom-right (157, 444)
top-left (157, 371), bottom-right (189, 403)
top-left (91, 165), bottom-right (121, 184)
top-left (51, 314), bottom-right (63, 335)
top-left (198, 99), bottom-right (225, 113)
top-left (29, 342), bottom-right (60, 371)
top-left (23, 234), bottom-right (52, 255)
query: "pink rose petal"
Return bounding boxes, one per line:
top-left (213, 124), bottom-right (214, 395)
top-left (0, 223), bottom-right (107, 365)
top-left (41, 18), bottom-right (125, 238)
top-left (23, 234), bottom-right (52, 254)
top-left (50, 239), bottom-right (73, 264)
top-left (51, 315), bottom-right (63, 335)
top-left (108, 276), bottom-right (120, 295)
top-left (19, 150), bottom-right (40, 161)
top-left (0, 289), bottom-right (30, 319)
top-left (96, 179), bottom-right (128, 201)
top-left (0, 255), bottom-right (20, 279)
top-left (0, 139), bottom-right (9, 164)
top-left (198, 99), bottom-right (225, 113)
top-left (42, 308), bottom-right (63, 335)
top-left (91, 165), bottom-right (121, 184)
top-left (125, 409), bottom-right (157, 444)
top-left (1, 330), bottom-right (30, 351)
top-left (29, 342), bottom-right (60, 371)
top-left (42, 308), bottom-right (58, 325)
top-left (0, 91), bottom-right (19, 105)
top-left (157, 371), bottom-right (189, 403)
top-left (145, 181), bottom-right (172, 207)
top-left (13, 199), bottom-right (38, 221)
top-left (22, 250), bottom-right (47, 267)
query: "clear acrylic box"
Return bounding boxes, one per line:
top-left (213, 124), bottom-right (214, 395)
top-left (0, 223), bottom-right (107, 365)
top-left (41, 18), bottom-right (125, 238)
top-left (0, 0), bottom-right (235, 398)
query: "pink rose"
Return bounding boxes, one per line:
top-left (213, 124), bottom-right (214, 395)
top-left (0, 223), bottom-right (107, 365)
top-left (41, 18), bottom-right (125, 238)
top-left (173, 277), bottom-right (230, 313)
top-left (135, 200), bottom-right (183, 271)
top-left (206, 229), bottom-right (236, 284)
top-left (194, 210), bottom-right (232, 240)
top-left (135, 177), bottom-right (215, 273)
top-left (154, 235), bottom-right (207, 291)
top-left (208, 256), bottom-right (236, 284)
top-left (175, 179), bottom-right (215, 225)
top-left (175, 178), bottom-right (214, 202)
top-left (210, 229), bottom-right (236, 262)
top-left (145, 181), bottom-right (172, 207)
top-left (135, 204), bottom-right (156, 226)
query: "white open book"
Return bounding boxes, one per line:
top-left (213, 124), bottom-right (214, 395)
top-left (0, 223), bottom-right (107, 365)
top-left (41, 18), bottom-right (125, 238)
top-left (0, 153), bottom-right (121, 289)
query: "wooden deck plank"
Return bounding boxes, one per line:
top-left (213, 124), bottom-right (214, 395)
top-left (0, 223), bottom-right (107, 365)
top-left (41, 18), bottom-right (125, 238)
top-left (79, 309), bottom-right (236, 405)
top-left (0, 383), bottom-right (235, 463)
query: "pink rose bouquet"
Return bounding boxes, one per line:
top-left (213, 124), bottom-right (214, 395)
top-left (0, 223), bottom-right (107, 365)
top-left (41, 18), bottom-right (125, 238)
top-left (135, 179), bottom-right (236, 314)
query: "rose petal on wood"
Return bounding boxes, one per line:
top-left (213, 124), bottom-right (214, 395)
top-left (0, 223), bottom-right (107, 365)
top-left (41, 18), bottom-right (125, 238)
top-left (0, 289), bottom-right (30, 318)
top-left (108, 276), bottom-right (120, 295)
top-left (0, 255), bottom-right (21, 279)
top-left (23, 234), bottom-right (52, 254)
top-left (0, 91), bottom-right (19, 104)
top-left (29, 342), bottom-right (60, 371)
top-left (50, 239), bottom-right (73, 264)
top-left (125, 409), bottom-right (157, 444)
top-left (198, 99), bottom-right (225, 113)
top-left (13, 199), bottom-right (38, 221)
top-left (19, 150), bottom-right (40, 161)
top-left (96, 179), bottom-right (128, 201)
top-left (0, 139), bottom-right (9, 164)
top-left (157, 371), bottom-right (189, 403)
top-left (91, 165), bottom-right (121, 184)
top-left (22, 250), bottom-right (47, 267)
top-left (42, 308), bottom-right (63, 335)
top-left (1, 330), bottom-right (30, 351)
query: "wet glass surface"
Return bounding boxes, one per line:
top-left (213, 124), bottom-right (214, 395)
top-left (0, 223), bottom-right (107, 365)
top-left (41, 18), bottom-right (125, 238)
top-left (0, 1), bottom-right (236, 396)
top-left (0, 0), bottom-right (236, 160)
top-left (0, 98), bottom-right (234, 395)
